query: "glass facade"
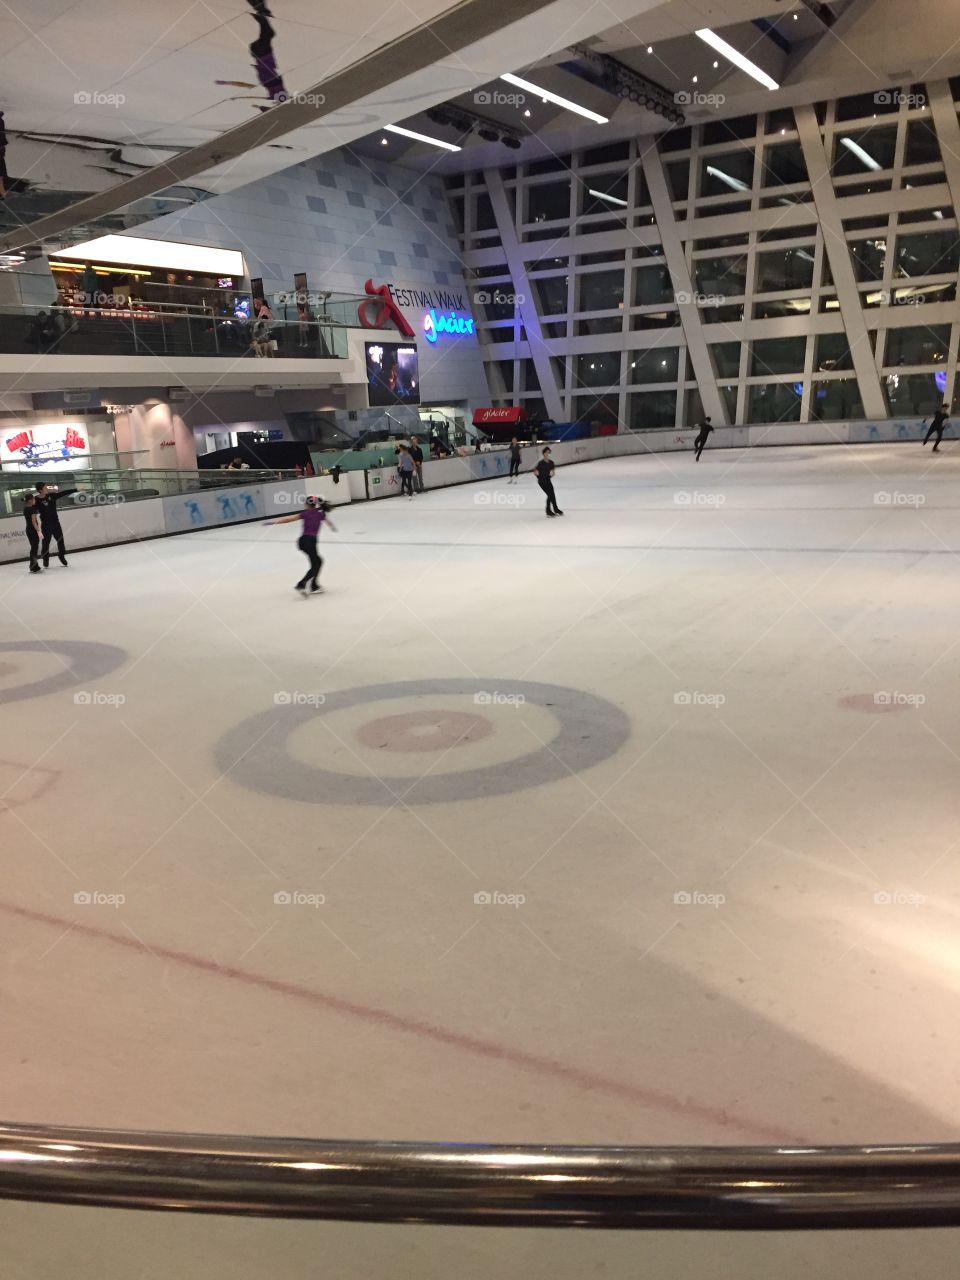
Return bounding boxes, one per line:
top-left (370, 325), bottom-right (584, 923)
top-left (452, 83), bottom-right (960, 428)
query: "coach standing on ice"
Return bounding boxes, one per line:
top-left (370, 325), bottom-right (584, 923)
top-left (36, 480), bottom-right (77, 567)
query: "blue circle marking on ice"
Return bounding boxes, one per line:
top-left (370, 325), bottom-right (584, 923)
top-left (0, 640), bottom-right (127, 704)
top-left (215, 679), bottom-right (631, 805)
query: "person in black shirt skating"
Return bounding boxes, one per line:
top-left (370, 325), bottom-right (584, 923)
top-left (923, 405), bottom-right (950, 452)
top-left (693, 416), bottom-right (713, 462)
top-left (22, 493), bottom-right (42, 573)
top-left (35, 481), bottom-right (77, 566)
top-left (409, 435), bottom-right (425, 492)
top-left (508, 437), bottom-right (522, 483)
top-left (534, 447), bottom-right (562, 517)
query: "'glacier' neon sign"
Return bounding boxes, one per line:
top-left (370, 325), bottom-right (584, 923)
top-left (423, 308), bottom-right (475, 343)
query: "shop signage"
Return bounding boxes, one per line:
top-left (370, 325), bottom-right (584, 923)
top-left (357, 280), bottom-right (415, 338)
top-left (423, 309), bottom-right (475, 343)
top-left (473, 406), bottom-right (528, 425)
top-left (1, 423), bottom-right (90, 470)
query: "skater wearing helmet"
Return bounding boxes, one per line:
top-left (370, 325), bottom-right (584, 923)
top-left (265, 495), bottom-right (337, 594)
top-left (534, 447), bottom-right (563, 517)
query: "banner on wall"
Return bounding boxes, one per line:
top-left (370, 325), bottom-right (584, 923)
top-left (0, 422), bottom-right (92, 470)
top-left (162, 487), bottom-right (264, 533)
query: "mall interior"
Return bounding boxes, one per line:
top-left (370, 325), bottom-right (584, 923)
top-left (4, 0), bottom-right (960, 1275)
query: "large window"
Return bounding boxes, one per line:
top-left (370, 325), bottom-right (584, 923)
top-left (710, 343), bottom-right (741, 378)
top-left (633, 264), bottom-right (674, 307)
top-left (526, 180), bottom-right (571, 223)
top-left (755, 247), bottom-right (815, 292)
top-left (751, 336), bottom-right (807, 376)
top-left (699, 150), bottom-right (755, 197)
top-left (694, 254), bottom-right (748, 297)
top-left (883, 324), bottom-right (951, 365)
top-left (666, 160), bottom-right (690, 201)
top-left (810, 378), bottom-right (865, 421)
top-left (577, 269), bottom-right (625, 312)
top-left (628, 390), bottom-right (677, 430)
top-left (833, 126), bottom-right (898, 175)
top-left (904, 120), bottom-right (941, 167)
top-left (536, 277), bottom-right (568, 315)
top-left (849, 238), bottom-right (887, 282)
top-left (762, 142), bottom-right (807, 186)
top-left (895, 230), bottom-right (960, 276)
top-left (627, 348), bottom-right (680, 384)
top-left (747, 383), bottom-right (803, 423)
top-left (815, 333), bottom-right (855, 372)
top-left (884, 371), bottom-right (949, 414)
top-left (580, 173), bottom-right (629, 216)
top-left (576, 352), bottom-right (622, 388)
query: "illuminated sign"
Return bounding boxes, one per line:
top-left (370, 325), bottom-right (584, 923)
top-left (357, 279), bottom-right (415, 337)
top-left (423, 309), bottom-right (475, 343)
top-left (1, 422), bottom-right (91, 471)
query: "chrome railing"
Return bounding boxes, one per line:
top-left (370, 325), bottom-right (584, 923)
top-left (2, 1124), bottom-right (960, 1227)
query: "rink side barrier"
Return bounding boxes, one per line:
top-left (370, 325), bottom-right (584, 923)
top-left (0, 416), bottom-right (939, 563)
top-left (4, 1120), bottom-right (960, 1227)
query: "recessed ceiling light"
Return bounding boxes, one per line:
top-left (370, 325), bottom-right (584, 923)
top-left (500, 73), bottom-right (609, 123)
top-left (713, 61), bottom-right (719, 68)
top-left (695, 28), bottom-right (779, 90)
top-left (692, 75), bottom-right (698, 84)
top-left (647, 46), bottom-right (653, 54)
top-left (524, 109), bottom-right (531, 117)
top-left (381, 137), bottom-right (388, 145)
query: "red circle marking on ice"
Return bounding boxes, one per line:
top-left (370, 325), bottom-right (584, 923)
top-left (838, 693), bottom-right (915, 714)
top-left (356, 710), bottom-right (494, 752)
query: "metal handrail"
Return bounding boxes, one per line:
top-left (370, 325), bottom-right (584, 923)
top-left (2, 1123), bottom-right (960, 1227)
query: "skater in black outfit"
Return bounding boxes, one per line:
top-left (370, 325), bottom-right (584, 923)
top-left (265, 496), bottom-right (337, 594)
top-left (22, 493), bottom-right (41, 573)
top-left (508, 436), bottom-right (522, 482)
top-left (693, 416), bottom-right (713, 462)
top-left (35, 481), bottom-right (76, 566)
top-left (923, 404), bottom-right (950, 452)
top-left (534, 447), bottom-right (563, 517)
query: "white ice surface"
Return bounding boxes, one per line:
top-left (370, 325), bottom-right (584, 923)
top-left (3, 444), bottom-right (960, 1148)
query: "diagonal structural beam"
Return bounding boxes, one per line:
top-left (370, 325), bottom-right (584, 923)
top-left (0, 0), bottom-right (560, 254)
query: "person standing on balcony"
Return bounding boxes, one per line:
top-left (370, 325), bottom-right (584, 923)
top-left (22, 492), bottom-right (42, 573)
top-left (81, 263), bottom-right (99, 307)
top-left (35, 481), bottom-right (76, 566)
top-left (409, 435), bottom-right (425, 493)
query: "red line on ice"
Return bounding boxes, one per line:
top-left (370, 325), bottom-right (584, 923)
top-left (1, 899), bottom-right (794, 1144)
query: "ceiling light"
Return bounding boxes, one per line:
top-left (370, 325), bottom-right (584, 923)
top-left (647, 46), bottom-right (653, 54)
top-left (840, 136), bottom-right (880, 170)
top-left (588, 188), bottom-right (628, 207)
top-left (384, 123), bottom-right (461, 152)
top-left (523, 109), bottom-right (531, 117)
top-left (706, 165), bottom-right (749, 191)
top-left (713, 60), bottom-right (719, 68)
top-left (692, 75), bottom-right (698, 84)
top-left (695, 28), bottom-right (779, 90)
top-left (500, 73), bottom-right (609, 123)
top-left (381, 137), bottom-right (388, 145)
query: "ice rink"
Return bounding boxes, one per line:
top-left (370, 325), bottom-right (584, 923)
top-left (3, 442), bottom-right (960, 1149)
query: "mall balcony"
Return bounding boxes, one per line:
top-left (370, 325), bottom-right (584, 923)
top-left (0, 290), bottom-right (379, 396)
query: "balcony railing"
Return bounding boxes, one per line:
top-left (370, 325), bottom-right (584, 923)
top-left (0, 299), bottom-right (368, 361)
top-left (1, 1122), bottom-right (960, 1227)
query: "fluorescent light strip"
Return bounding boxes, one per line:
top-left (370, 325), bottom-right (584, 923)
top-left (384, 124), bottom-right (461, 152)
top-left (840, 137), bottom-right (880, 171)
top-left (588, 188), bottom-right (628, 207)
top-left (695, 29), bottom-right (779, 91)
top-left (50, 235), bottom-right (243, 276)
top-left (500, 73), bottom-right (608, 124)
top-left (706, 165), bottom-right (749, 192)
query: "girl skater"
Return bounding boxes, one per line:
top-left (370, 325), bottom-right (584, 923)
top-left (265, 496), bottom-right (337, 594)
top-left (22, 492), bottom-right (41, 573)
top-left (508, 437), bottom-right (522, 482)
top-left (534, 447), bottom-right (563, 517)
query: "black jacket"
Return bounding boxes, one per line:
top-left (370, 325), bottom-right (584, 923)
top-left (37, 489), bottom-right (77, 528)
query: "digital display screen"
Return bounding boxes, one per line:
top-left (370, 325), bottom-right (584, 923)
top-left (365, 342), bottom-right (420, 407)
top-left (217, 277), bottom-right (234, 288)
